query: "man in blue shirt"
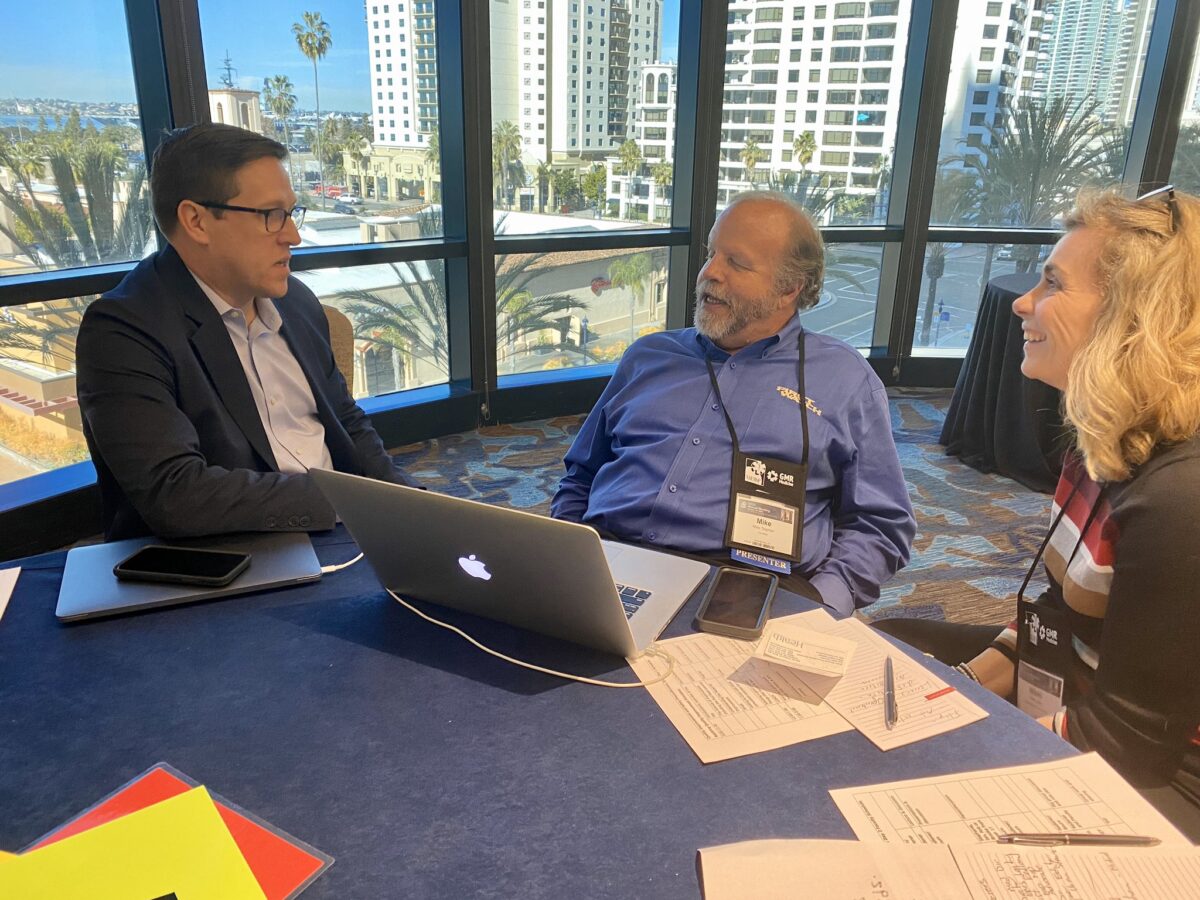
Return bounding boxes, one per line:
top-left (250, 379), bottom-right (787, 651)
top-left (551, 192), bottom-right (915, 616)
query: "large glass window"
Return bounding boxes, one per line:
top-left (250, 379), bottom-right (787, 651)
top-left (198, 0), bottom-right (443, 238)
top-left (799, 243), bottom-right (885, 347)
top-left (717, 1), bottom-right (911, 226)
top-left (495, 247), bottom-right (670, 375)
top-left (1169, 17), bottom-right (1200, 192)
top-left (0, 0), bottom-right (151, 278)
top-left (912, 241), bottom-right (1041, 354)
top-left (0, 297), bottom-right (93, 488)
top-left (489, 0), bottom-right (679, 234)
top-left (929, 0), bottom-right (1158, 231)
top-left (296, 259), bottom-right (450, 398)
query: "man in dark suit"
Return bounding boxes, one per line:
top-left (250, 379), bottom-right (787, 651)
top-left (76, 123), bottom-right (418, 540)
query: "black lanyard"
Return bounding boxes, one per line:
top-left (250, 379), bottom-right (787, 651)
top-left (1017, 466), bottom-right (1105, 604)
top-left (702, 331), bottom-right (810, 469)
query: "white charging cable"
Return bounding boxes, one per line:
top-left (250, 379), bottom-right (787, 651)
top-left (386, 588), bottom-right (676, 688)
top-left (320, 552), bottom-right (364, 574)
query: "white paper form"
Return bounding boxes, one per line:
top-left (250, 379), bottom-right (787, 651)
top-left (830, 752), bottom-right (1191, 845)
top-left (627, 622), bottom-right (853, 764)
top-left (0, 568), bottom-right (17, 624)
top-left (698, 838), bottom-right (1200, 900)
top-left (698, 839), bottom-right (966, 900)
top-left (791, 615), bottom-right (988, 751)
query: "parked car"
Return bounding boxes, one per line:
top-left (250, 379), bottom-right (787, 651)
top-left (996, 244), bottom-right (1014, 260)
top-left (337, 194), bottom-right (365, 206)
top-left (333, 201), bottom-right (359, 215)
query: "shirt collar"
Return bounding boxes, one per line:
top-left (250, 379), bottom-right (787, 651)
top-left (190, 271), bottom-right (282, 333)
top-left (693, 311), bottom-right (804, 360)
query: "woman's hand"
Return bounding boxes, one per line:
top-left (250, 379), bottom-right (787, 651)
top-left (967, 647), bottom-right (1015, 699)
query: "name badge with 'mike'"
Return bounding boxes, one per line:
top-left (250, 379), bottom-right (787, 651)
top-left (726, 452), bottom-right (806, 563)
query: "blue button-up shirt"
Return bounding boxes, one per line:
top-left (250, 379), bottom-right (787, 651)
top-left (551, 314), bottom-right (915, 615)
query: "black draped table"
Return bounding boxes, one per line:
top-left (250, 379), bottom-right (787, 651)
top-left (940, 272), bottom-right (1067, 493)
top-left (0, 528), bottom-right (1074, 897)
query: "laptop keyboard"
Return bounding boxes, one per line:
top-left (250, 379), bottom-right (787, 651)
top-left (614, 583), bottom-right (654, 619)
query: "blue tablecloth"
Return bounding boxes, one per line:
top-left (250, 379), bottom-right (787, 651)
top-left (0, 528), bottom-right (1074, 898)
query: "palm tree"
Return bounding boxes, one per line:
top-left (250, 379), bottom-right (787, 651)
top-left (740, 139), bottom-right (766, 186)
top-left (292, 11), bottom-right (333, 208)
top-left (491, 120), bottom-right (523, 208)
top-left (962, 96), bottom-right (1106, 269)
top-left (651, 160), bottom-right (673, 220)
top-left (336, 256), bottom-right (585, 377)
top-left (792, 131), bottom-right (816, 183)
top-left (0, 121), bottom-right (151, 271)
top-left (617, 139), bottom-right (643, 219)
top-left (535, 161), bottom-right (552, 214)
top-left (956, 95), bottom-right (1107, 286)
top-left (919, 167), bottom-right (981, 346)
top-left (422, 130), bottom-right (440, 202)
top-left (609, 252), bottom-right (653, 338)
top-left (262, 75), bottom-right (298, 186)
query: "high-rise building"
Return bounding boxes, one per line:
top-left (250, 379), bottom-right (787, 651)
top-left (1041, 0), bottom-right (1154, 127)
top-left (355, 0), bottom-right (662, 208)
top-left (939, 0), bottom-right (1054, 168)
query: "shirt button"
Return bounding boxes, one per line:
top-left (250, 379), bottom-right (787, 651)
top-left (729, 362), bottom-right (736, 369)
top-left (648, 532), bottom-right (657, 541)
top-left (711, 403), bottom-right (719, 410)
top-left (692, 437), bottom-right (701, 445)
top-left (669, 484), bottom-right (677, 493)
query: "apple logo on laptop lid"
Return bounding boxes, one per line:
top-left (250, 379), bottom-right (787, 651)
top-left (458, 554), bottom-right (492, 581)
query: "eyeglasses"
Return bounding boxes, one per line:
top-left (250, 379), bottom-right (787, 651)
top-left (197, 202), bottom-right (306, 233)
top-left (1134, 184), bottom-right (1178, 234)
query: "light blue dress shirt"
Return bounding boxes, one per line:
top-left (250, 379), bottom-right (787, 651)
top-left (193, 274), bottom-right (335, 476)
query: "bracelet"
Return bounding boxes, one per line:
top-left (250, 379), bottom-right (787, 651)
top-left (955, 662), bottom-right (982, 683)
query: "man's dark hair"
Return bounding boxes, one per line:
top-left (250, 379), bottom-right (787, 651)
top-left (150, 123), bottom-right (287, 236)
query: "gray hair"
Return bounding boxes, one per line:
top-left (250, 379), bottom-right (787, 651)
top-left (724, 190), bottom-right (825, 310)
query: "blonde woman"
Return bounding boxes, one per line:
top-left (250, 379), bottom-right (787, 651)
top-left (877, 186), bottom-right (1200, 838)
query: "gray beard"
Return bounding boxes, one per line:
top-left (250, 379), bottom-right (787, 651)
top-left (694, 285), bottom-right (780, 342)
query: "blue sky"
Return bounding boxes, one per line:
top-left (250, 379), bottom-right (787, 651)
top-left (2, 0), bottom-right (680, 110)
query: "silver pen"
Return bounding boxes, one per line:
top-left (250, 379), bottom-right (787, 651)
top-left (996, 833), bottom-right (1162, 847)
top-left (883, 655), bottom-right (897, 730)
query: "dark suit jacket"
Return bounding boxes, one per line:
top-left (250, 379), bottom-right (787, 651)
top-left (76, 244), bottom-right (417, 540)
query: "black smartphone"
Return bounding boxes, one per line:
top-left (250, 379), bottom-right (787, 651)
top-left (113, 546), bottom-right (252, 587)
top-left (694, 566), bottom-right (778, 640)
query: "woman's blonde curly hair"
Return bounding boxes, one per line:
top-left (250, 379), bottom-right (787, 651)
top-left (1065, 187), bottom-right (1200, 482)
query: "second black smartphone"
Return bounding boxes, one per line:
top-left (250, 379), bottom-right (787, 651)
top-left (113, 546), bottom-right (252, 587)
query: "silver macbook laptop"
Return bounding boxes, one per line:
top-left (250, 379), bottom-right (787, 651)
top-left (56, 532), bottom-right (322, 622)
top-left (310, 468), bottom-right (711, 657)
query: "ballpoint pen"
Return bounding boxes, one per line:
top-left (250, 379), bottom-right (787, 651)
top-left (996, 833), bottom-right (1162, 847)
top-left (883, 655), bottom-right (897, 730)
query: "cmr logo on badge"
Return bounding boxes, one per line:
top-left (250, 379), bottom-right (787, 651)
top-left (744, 457), bottom-right (795, 489)
top-left (458, 554), bottom-right (492, 581)
top-left (1026, 611), bottom-right (1058, 647)
top-left (745, 458), bottom-right (767, 486)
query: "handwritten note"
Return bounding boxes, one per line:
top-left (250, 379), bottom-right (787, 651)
top-left (698, 838), bottom-right (1200, 900)
top-left (627, 624), bottom-right (852, 763)
top-left (753, 620), bottom-right (855, 677)
top-left (788, 613), bottom-right (988, 751)
top-left (830, 753), bottom-right (1191, 845)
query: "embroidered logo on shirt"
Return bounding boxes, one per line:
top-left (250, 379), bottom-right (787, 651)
top-left (775, 386), bottom-right (822, 416)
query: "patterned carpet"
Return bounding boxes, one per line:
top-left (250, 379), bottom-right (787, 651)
top-left (391, 387), bottom-right (1053, 626)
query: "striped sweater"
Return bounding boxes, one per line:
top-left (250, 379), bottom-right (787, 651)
top-left (995, 437), bottom-right (1200, 801)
